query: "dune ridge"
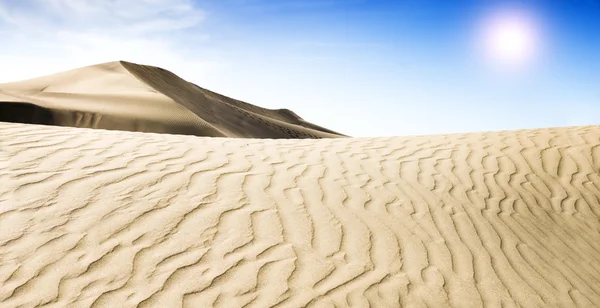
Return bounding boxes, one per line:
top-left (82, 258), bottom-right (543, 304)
top-left (2, 122), bottom-right (600, 307)
top-left (0, 61), bottom-right (345, 138)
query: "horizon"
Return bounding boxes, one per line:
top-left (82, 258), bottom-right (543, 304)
top-left (1, 0), bottom-right (598, 137)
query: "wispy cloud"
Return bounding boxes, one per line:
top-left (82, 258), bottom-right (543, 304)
top-left (1, 0), bottom-right (204, 33)
top-left (0, 0), bottom-right (225, 82)
top-left (222, 0), bottom-right (364, 12)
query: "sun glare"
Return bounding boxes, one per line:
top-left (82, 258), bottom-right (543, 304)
top-left (476, 7), bottom-right (542, 70)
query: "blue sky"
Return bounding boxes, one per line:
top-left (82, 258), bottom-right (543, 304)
top-left (0, 0), bottom-right (598, 136)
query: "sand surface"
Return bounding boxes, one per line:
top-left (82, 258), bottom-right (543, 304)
top-left (2, 122), bottom-right (600, 307)
top-left (0, 61), bottom-right (344, 138)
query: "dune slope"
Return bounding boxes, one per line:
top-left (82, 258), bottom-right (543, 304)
top-left (2, 122), bottom-right (600, 307)
top-left (0, 61), bottom-right (344, 138)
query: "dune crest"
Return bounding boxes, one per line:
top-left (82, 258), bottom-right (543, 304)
top-left (2, 122), bottom-right (600, 307)
top-left (0, 61), bottom-right (345, 138)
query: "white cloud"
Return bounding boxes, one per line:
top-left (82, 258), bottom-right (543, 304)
top-left (0, 0), bottom-right (226, 83)
top-left (2, 0), bottom-right (204, 32)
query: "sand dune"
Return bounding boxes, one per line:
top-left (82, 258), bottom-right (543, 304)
top-left (2, 122), bottom-right (600, 307)
top-left (0, 61), bottom-right (344, 138)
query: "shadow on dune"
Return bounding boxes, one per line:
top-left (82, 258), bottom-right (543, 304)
top-left (0, 102), bottom-right (54, 126)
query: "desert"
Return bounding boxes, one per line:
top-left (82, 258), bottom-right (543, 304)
top-left (1, 61), bottom-right (600, 307)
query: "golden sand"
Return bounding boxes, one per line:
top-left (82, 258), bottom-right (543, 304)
top-left (1, 62), bottom-right (600, 307)
top-left (2, 122), bottom-right (600, 307)
top-left (0, 61), bottom-right (344, 138)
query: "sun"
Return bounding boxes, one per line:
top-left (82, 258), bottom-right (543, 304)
top-left (476, 7), bottom-right (541, 69)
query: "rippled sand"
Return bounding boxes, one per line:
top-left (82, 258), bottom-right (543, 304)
top-left (2, 122), bottom-right (600, 307)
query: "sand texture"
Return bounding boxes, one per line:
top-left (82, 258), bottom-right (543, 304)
top-left (0, 61), bottom-right (344, 139)
top-left (2, 122), bottom-right (600, 307)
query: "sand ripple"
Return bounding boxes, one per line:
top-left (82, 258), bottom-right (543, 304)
top-left (1, 123), bottom-right (600, 307)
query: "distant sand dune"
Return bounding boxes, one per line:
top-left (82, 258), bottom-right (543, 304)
top-left (2, 122), bottom-right (600, 307)
top-left (0, 61), bottom-right (345, 138)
